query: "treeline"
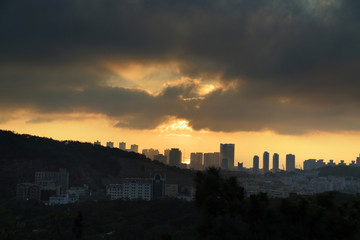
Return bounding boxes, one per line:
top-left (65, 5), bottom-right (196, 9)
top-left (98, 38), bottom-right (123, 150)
top-left (0, 130), bottom-right (194, 199)
top-left (195, 168), bottom-right (360, 240)
top-left (3, 168), bottom-right (360, 239)
top-left (0, 199), bottom-right (199, 240)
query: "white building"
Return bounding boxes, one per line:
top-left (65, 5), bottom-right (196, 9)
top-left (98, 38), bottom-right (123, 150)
top-left (106, 178), bottom-right (152, 201)
top-left (106, 184), bottom-right (123, 200)
top-left (49, 193), bottom-right (79, 205)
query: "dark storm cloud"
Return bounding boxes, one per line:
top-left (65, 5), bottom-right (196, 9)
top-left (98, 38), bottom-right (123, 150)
top-left (1, 0), bottom-right (360, 133)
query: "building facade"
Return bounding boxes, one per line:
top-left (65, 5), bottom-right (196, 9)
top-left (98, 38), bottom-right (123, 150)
top-left (263, 151), bottom-right (269, 173)
top-left (106, 171), bottom-right (166, 201)
top-left (204, 152), bottom-right (220, 168)
top-left (154, 154), bottom-right (167, 164)
top-left (35, 168), bottom-right (69, 194)
top-left (304, 159), bottom-right (316, 171)
top-left (286, 154), bottom-right (296, 171)
top-left (130, 144), bottom-right (138, 153)
top-left (16, 183), bottom-right (41, 201)
top-left (190, 152), bottom-right (203, 170)
top-left (273, 153), bottom-right (279, 173)
top-left (220, 143), bottom-right (235, 170)
top-left (253, 155), bottom-right (259, 174)
top-left (119, 142), bottom-right (126, 150)
top-left (169, 148), bottom-right (182, 167)
top-left (142, 148), bottom-right (160, 160)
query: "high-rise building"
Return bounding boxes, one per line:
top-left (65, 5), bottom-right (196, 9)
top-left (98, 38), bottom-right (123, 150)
top-left (272, 153), bottom-right (279, 173)
top-left (190, 152), bottom-right (203, 170)
top-left (304, 159), bottom-right (316, 170)
top-left (315, 159), bottom-right (326, 168)
top-left (350, 161), bottom-right (356, 166)
top-left (169, 148), bottom-right (182, 167)
top-left (94, 140), bottom-right (101, 146)
top-left (263, 151), bottom-right (269, 173)
top-left (154, 154), bottom-right (167, 164)
top-left (328, 160), bottom-right (336, 167)
top-left (220, 143), bottom-right (235, 170)
top-left (119, 142), bottom-right (126, 150)
top-left (106, 141), bottom-right (114, 148)
top-left (338, 160), bottom-right (346, 166)
top-left (142, 148), bottom-right (159, 160)
top-left (286, 154), bottom-right (295, 171)
top-left (164, 149), bottom-right (170, 164)
top-left (204, 152), bottom-right (220, 168)
top-left (253, 155), bottom-right (259, 174)
top-left (130, 144), bottom-right (138, 153)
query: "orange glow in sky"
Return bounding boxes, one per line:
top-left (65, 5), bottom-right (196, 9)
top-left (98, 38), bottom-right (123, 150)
top-left (2, 112), bottom-right (360, 169)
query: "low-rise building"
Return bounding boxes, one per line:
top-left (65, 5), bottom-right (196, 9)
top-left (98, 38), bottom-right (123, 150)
top-left (35, 168), bottom-right (69, 194)
top-left (165, 184), bottom-right (178, 198)
top-left (106, 184), bottom-right (123, 200)
top-left (49, 193), bottom-right (79, 205)
top-left (16, 183), bottom-right (41, 201)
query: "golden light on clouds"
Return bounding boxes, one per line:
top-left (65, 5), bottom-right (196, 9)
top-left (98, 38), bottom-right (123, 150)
top-left (199, 84), bottom-right (216, 95)
top-left (2, 113), bottom-right (360, 168)
top-left (104, 61), bottom-right (181, 92)
top-left (157, 118), bottom-right (193, 133)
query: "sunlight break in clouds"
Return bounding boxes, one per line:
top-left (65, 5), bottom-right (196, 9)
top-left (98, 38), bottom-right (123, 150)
top-left (158, 118), bottom-right (193, 133)
top-left (104, 61), bottom-right (182, 92)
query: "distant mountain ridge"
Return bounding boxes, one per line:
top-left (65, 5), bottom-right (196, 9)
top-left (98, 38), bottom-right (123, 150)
top-left (0, 130), bottom-right (194, 200)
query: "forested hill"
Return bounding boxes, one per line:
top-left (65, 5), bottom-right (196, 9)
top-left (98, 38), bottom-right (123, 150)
top-left (0, 130), bottom-right (194, 199)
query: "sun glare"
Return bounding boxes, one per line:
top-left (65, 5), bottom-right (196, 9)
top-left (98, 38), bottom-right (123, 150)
top-left (199, 84), bottom-right (216, 95)
top-left (157, 118), bottom-right (193, 133)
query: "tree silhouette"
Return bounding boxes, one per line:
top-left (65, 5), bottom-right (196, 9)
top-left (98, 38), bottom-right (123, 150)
top-left (195, 167), bottom-right (246, 239)
top-left (72, 211), bottom-right (83, 240)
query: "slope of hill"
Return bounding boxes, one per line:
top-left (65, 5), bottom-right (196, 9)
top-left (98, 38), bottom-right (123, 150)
top-left (0, 130), bottom-right (194, 199)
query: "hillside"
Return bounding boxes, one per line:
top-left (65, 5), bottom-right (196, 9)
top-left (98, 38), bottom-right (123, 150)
top-left (0, 130), bottom-right (195, 199)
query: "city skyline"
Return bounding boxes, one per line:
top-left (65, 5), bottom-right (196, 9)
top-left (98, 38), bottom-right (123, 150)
top-left (1, 0), bottom-right (360, 167)
top-left (90, 138), bottom-right (360, 169)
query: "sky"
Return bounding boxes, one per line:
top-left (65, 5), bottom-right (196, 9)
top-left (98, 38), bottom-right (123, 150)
top-left (1, 0), bottom-right (360, 167)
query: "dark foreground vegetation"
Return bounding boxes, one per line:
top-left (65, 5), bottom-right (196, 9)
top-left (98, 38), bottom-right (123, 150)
top-left (2, 168), bottom-right (360, 240)
top-left (0, 199), bottom-right (199, 240)
top-left (195, 168), bottom-right (360, 240)
top-left (0, 130), bottom-right (194, 199)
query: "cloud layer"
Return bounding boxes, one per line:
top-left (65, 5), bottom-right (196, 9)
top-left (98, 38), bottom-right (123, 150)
top-left (1, 0), bottom-right (360, 134)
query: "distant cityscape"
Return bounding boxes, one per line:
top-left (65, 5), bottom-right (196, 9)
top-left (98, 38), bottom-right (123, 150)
top-left (94, 140), bottom-right (360, 173)
top-left (15, 139), bottom-right (360, 206)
